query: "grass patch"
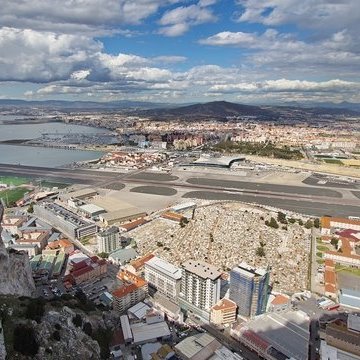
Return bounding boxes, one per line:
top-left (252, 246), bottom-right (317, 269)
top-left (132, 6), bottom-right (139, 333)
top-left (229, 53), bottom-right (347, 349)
top-left (317, 259), bottom-right (325, 265)
top-left (0, 176), bottom-right (29, 186)
top-left (317, 245), bottom-right (329, 252)
top-left (0, 187), bottom-right (31, 206)
top-left (316, 252), bottom-right (323, 258)
top-left (36, 180), bottom-right (69, 189)
top-left (335, 264), bottom-right (360, 276)
top-left (323, 159), bottom-right (343, 165)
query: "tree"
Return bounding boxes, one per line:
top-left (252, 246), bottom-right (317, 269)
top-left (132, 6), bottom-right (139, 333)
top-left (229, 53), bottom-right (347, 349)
top-left (27, 203), bottom-right (34, 213)
top-left (256, 246), bottom-right (265, 257)
top-left (83, 322), bottom-right (93, 336)
top-left (330, 237), bottom-right (339, 250)
top-left (97, 252), bottom-right (109, 259)
top-left (265, 217), bottom-right (279, 229)
top-left (13, 324), bottom-right (39, 356)
top-left (52, 330), bottom-right (61, 341)
top-left (179, 217), bottom-right (189, 228)
top-left (73, 313), bottom-right (83, 328)
top-left (304, 220), bottom-right (313, 229)
top-left (25, 298), bottom-right (45, 323)
top-left (277, 212), bottom-right (287, 224)
top-left (298, 219), bottom-right (303, 226)
top-left (314, 218), bottom-right (320, 228)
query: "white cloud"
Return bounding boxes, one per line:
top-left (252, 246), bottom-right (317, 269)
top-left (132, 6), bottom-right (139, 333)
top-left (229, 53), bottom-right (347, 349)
top-left (0, 0), bottom-right (183, 34)
top-left (235, 0), bottom-right (359, 34)
top-left (200, 31), bottom-right (256, 46)
top-left (158, 1), bottom-right (217, 36)
top-left (210, 79), bottom-right (360, 93)
top-left (0, 27), bottom-right (102, 82)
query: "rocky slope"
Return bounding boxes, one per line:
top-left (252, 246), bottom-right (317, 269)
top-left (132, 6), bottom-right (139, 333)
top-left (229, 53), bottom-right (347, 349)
top-left (0, 205), bottom-right (36, 297)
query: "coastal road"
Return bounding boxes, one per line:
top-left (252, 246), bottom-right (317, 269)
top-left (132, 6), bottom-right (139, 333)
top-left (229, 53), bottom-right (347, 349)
top-left (0, 163), bottom-right (359, 217)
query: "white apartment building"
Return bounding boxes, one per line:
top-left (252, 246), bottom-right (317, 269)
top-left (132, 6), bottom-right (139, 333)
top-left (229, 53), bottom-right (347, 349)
top-left (179, 260), bottom-right (221, 320)
top-left (96, 226), bottom-right (120, 253)
top-left (145, 256), bottom-right (182, 300)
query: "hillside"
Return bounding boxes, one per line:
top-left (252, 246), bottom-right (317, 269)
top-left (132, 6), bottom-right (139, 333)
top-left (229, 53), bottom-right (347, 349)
top-left (143, 100), bottom-right (275, 120)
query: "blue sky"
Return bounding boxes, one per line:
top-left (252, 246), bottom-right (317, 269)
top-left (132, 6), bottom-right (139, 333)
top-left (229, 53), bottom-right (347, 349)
top-left (0, 0), bottom-right (359, 104)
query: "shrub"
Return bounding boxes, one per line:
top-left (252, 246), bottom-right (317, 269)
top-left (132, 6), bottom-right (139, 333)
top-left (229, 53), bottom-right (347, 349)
top-left (13, 324), bottom-right (39, 356)
top-left (256, 246), bottom-right (265, 257)
top-left (52, 330), bottom-right (61, 341)
top-left (25, 298), bottom-right (45, 323)
top-left (83, 322), bottom-right (93, 336)
top-left (73, 314), bottom-right (83, 328)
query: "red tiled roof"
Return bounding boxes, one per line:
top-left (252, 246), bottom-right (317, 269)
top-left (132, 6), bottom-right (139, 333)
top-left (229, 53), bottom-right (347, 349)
top-left (212, 298), bottom-right (237, 311)
top-left (112, 283), bottom-right (138, 298)
top-left (271, 294), bottom-right (290, 306)
top-left (325, 284), bottom-right (337, 294)
top-left (120, 218), bottom-right (148, 231)
top-left (129, 253), bottom-right (155, 271)
top-left (321, 216), bottom-right (360, 229)
top-left (324, 270), bottom-right (336, 285)
top-left (242, 330), bottom-right (270, 353)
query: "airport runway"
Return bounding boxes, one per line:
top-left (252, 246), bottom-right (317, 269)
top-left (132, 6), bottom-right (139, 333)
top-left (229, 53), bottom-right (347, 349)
top-left (0, 163), bottom-right (359, 217)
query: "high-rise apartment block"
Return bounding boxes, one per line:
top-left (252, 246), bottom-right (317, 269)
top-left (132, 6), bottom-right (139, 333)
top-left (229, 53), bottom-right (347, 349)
top-left (179, 260), bottom-right (221, 320)
top-left (144, 256), bottom-right (182, 300)
top-left (96, 226), bottom-right (120, 253)
top-left (229, 262), bottom-right (269, 318)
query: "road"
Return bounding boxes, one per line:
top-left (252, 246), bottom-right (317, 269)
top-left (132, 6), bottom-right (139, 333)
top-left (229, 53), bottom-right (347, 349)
top-left (1, 163), bottom-right (360, 217)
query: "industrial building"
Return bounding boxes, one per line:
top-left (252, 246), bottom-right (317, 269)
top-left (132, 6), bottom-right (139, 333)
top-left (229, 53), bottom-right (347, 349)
top-left (144, 256), bottom-right (182, 301)
top-left (96, 226), bottom-right (121, 253)
top-left (34, 202), bottom-right (97, 240)
top-left (320, 313), bottom-right (360, 360)
top-left (131, 321), bottom-right (171, 345)
top-left (179, 260), bottom-right (221, 321)
top-left (233, 311), bottom-right (310, 360)
top-left (229, 262), bottom-right (270, 318)
top-left (175, 333), bottom-right (222, 360)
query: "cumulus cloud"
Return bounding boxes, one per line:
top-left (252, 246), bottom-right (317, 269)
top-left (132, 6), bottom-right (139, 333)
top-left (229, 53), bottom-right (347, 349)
top-left (0, 0), bottom-right (183, 34)
top-left (158, 1), bottom-right (217, 36)
top-left (235, 0), bottom-right (359, 34)
top-left (0, 27), bottom-right (102, 82)
top-left (210, 79), bottom-right (360, 93)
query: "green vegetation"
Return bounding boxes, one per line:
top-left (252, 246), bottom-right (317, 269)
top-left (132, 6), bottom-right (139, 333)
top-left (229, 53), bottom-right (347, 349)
top-left (0, 187), bottom-right (31, 206)
top-left (256, 246), bottom-right (266, 257)
top-left (335, 264), bottom-right (360, 276)
top-left (0, 176), bottom-right (29, 186)
top-left (316, 252), bottom-right (323, 258)
top-left (91, 327), bottom-right (112, 359)
top-left (317, 245), bottom-right (329, 252)
top-left (304, 219), bottom-right (314, 229)
top-left (97, 252), bottom-right (109, 259)
top-left (212, 141), bottom-right (304, 160)
top-left (36, 180), bottom-right (69, 189)
top-left (323, 159), bottom-right (343, 165)
top-left (277, 211), bottom-right (287, 224)
top-left (314, 218), bottom-right (320, 228)
top-left (265, 217), bottom-right (279, 229)
top-left (25, 297), bottom-right (46, 323)
top-left (13, 324), bottom-right (39, 356)
top-left (317, 259), bottom-right (325, 265)
top-left (330, 237), bottom-right (339, 250)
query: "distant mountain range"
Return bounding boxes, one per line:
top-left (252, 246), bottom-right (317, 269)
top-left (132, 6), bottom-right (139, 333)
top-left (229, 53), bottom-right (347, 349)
top-left (0, 99), bottom-right (172, 110)
top-left (0, 99), bottom-right (359, 119)
top-left (141, 100), bottom-right (275, 119)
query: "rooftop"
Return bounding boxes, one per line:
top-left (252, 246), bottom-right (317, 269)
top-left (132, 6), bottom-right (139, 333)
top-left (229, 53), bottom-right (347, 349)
top-left (182, 260), bottom-right (221, 281)
top-left (321, 216), bottom-right (360, 229)
top-left (130, 253), bottom-right (155, 271)
top-left (271, 294), bottom-right (290, 306)
top-left (232, 262), bottom-right (268, 278)
top-left (175, 333), bottom-right (221, 360)
top-left (243, 311), bottom-right (310, 360)
top-left (131, 321), bottom-right (170, 344)
top-left (212, 299), bottom-right (237, 311)
top-left (145, 256), bottom-right (182, 280)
